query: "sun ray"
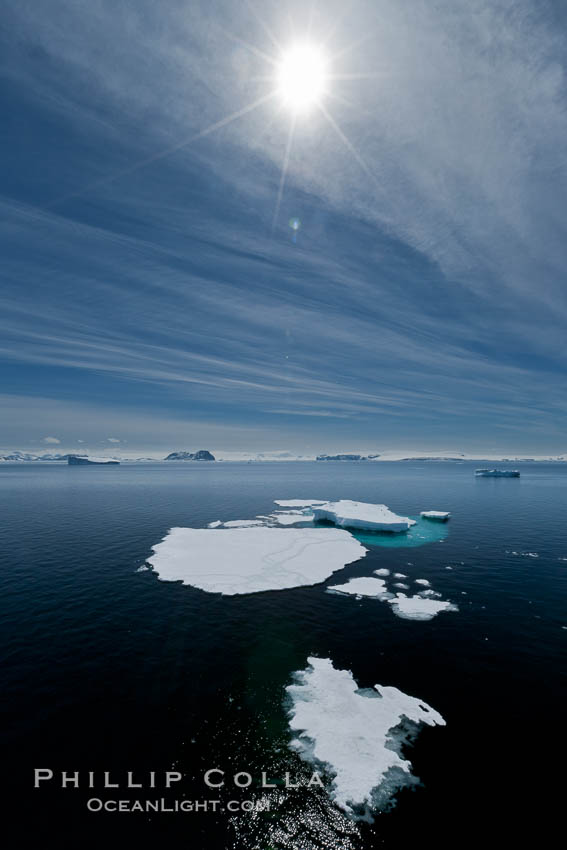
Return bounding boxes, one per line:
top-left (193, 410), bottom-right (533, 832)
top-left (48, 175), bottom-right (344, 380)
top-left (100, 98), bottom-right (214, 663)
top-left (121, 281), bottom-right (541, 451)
top-left (331, 31), bottom-right (377, 62)
top-left (46, 92), bottom-right (277, 210)
top-left (322, 1), bottom-right (356, 47)
top-left (318, 102), bottom-right (375, 181)
top-left (307, 0), bottom-right (318, 39)
top-left (244, 0), bottom-right (284, 54)
top-left (218, 26), bottom-right (278, 67)
top-left (271, 115), bottom-right (297, 234)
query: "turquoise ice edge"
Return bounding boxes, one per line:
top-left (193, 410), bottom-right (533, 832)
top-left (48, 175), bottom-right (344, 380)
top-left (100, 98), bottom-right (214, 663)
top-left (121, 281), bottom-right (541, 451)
top-left (350, 515), bottom-right (449, 548)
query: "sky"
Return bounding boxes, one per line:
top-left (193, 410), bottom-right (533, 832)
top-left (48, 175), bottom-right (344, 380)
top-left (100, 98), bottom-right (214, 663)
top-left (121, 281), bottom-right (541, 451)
top-left (1, 0), bottom-right (566, 457)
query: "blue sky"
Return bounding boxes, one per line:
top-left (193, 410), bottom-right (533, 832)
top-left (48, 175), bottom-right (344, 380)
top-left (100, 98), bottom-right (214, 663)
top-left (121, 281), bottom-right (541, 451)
top-left (1, 0), bottom-right (566, 455)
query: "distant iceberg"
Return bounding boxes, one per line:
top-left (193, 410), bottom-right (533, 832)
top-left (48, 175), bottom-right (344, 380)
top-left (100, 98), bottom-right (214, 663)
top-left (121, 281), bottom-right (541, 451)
top-left (312, 500), bottom-right (415, 532)
top-left (286, 657), bottom-right (445, 816)
top-left (475, 468), bottom-right (520, 477)
top-left (420, 510), bottom-right (451, 521)
top-left (147, 526), bottom-right (366, 595)
top-left (68, 455), bottom-right (119, 465)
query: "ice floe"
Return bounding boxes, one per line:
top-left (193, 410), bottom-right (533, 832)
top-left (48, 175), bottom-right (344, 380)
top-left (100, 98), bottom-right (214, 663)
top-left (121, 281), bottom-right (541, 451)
top-left (327, 576), bottom-right (389, 599)
top-left (271, 511), bottom-right (314, 526)
top-left (312, 500), bottom-right (416, 532)
top-left (222, 519), bottom-right (264, 527)
top-left (207, 520), bottom-right (222, 528)
top-left (147, 527), bottom-right (366, 595)
top-left (415, 579), bottom-right (430, 587)
top-left (420, 511), bottom-right (451, 521)
top-left (388, 593), bottom-right (457, 621)
top-left (374, 568), bottom-right (390, 576)
top-left (286, 657), bottom-right (445, 816)
top-left (325, 573), bottom-right (456, 620)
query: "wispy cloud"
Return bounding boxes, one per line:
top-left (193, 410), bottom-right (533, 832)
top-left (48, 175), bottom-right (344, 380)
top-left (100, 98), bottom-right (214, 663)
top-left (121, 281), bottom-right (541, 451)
top-left (1, 0), bottom-right (566, 452)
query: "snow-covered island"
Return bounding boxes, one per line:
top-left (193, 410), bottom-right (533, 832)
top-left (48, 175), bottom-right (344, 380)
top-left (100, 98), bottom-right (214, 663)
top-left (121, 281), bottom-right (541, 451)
top-left (164, 450), bottom-right (215, 461)
top-left (475, 468), bottom-right (520, 477)
top-left (68, 456), bottom-right (119, 465)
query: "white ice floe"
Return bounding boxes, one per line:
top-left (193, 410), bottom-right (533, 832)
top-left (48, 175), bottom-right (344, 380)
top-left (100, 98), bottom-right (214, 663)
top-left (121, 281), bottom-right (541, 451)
top-left (311, 500), bottom-right (415, 532)
top-left (222, 519), bottom-right (264, 528)
top-left (207, 520), bottom-right (222, 528)
top-left (147, 527), bottom-right (366, 595)
top-left (420, 511), bottom-right (451, 521)
top-left (274, 499), bottom-right (326, 507)
top-left (388, 593), bottom-right (457, 621)
top-left (286, 657), bottom-right (445, 816)
top-left (374, 568), bottom-right (390, 576)
top-left (327, 576), bottom-right (389, 599)
top-left (393, 582), bottom-right (409, 590)
top-left (393, 573), bottom-right (407, 578)
top-left (415, 579), bottom-right (430, 586)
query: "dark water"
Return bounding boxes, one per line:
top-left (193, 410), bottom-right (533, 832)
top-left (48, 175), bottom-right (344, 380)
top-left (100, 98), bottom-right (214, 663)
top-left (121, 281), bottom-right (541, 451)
top-left (1, 461), bottom-right (565, 848)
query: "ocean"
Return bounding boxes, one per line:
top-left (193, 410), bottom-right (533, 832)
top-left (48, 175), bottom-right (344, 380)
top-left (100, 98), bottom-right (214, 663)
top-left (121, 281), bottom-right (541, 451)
top-left (2, 460), bottom-right (565, 848)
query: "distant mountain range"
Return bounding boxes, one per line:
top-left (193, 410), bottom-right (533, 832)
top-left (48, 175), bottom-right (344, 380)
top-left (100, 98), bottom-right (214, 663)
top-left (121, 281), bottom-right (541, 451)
top-left (316, 454), bottom-right (380, 461)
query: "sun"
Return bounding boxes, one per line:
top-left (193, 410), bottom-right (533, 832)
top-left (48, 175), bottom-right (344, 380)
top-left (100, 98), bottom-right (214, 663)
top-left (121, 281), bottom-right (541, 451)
top-left (276, 44), bottom-right (328, 113)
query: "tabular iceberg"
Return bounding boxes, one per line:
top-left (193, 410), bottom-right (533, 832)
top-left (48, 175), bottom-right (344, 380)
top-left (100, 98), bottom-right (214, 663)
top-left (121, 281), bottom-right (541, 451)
top-left (286, 657), bottom-right (445, 816)
top-left (312, 500), bottom-right (415, 532)
top-left (475, 468), bottom-right (520, 477)
top-left (420, 510), bottom-right (451, 521)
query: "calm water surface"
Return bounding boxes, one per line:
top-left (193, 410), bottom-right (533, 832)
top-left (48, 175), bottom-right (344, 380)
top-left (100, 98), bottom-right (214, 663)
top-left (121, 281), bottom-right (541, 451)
top-left (1, 461), bottom-right (565, 847)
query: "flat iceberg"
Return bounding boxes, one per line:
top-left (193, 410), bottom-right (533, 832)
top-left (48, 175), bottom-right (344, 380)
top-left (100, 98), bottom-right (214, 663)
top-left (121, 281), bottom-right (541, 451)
top-left (475, 469), bottom-right (520, 477)
top-left (147, 527), bottom-right (366, 595)
top-left (286, 657), bottom-right (445, 816)
top-left (312, 500), bottom-right (416, 532)
top-left (420, 511), bottom-right (451, 521)
top-left (388, 593), bottom-right (457, 621)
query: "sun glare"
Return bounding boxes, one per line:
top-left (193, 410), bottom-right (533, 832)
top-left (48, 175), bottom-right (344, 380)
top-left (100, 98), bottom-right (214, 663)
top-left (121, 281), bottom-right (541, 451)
top-left (276, 44), bottom-right (327, 112)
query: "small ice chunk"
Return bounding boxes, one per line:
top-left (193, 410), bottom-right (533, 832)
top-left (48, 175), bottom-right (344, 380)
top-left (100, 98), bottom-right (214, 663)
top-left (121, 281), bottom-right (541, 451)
top-left (374, 568), bottom-right (390, 576)
top-left (312, 500), bottom-right (416, 532)
top-left (415, 579), bottom-right (430, 586)
top-left (207, 520), bottom-right (222, 528)
top-left (147, 526), bottom-right (366, 595)
top-left (388, 593), bottom-right (457, 620)
top-left (286, 657), bottom-right (445, 816)
top-left (327, 576), bottom-right (389, 599)
top-left (393, 582), bottom-right (409, 590)
top-left (393, 573), bottom-right (407, 578)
